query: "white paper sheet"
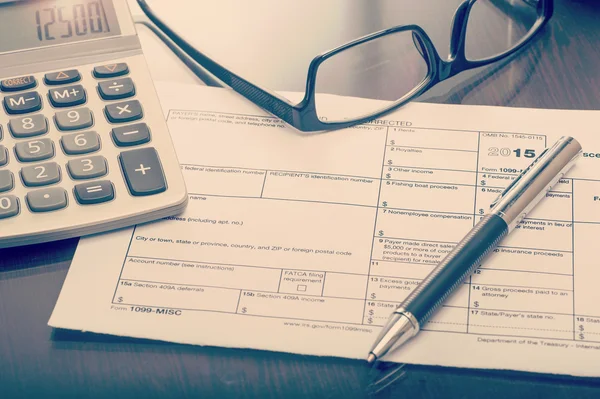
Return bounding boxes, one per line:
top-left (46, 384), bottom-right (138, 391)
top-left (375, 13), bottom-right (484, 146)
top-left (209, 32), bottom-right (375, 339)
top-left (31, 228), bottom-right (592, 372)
top-left (49, 84), bottom-right (600, 377)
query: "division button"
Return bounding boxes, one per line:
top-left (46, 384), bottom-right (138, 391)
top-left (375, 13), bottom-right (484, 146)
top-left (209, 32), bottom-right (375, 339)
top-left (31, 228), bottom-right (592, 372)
top-left (49, 84), bottom-right (87, 108)
top-left (74, 180), bottom-right (115, 205)
top-left (98, 77), bottom-right (135, 100)
top-left (119, 147), bottom-right (167, 196)
top-left (0, 195), bottom-right (19, 219)
top-left (26, 187), bottom-right (67, 213)
top-left (21, 162), bottom-right (61, 187)
top-left (93, 63), bottom-right (129, 78)
top-left (105, 100), bottom-right (143, 123)
top-left (55, 108), bottom-right (94, 131)
top-left (0, 170), bottom-right (14, 192)
top-left (1, 75), bottom-right (36, 92)
top-left (9, 114), bottom-right (48, 138)
top-left (44, 70), bottom-right (81, 85)
top-left (3, 91), bottom-right (42, 114)
top-left (112, 123), bottom-right (151, 147)
top-left (0, 145), bottom-right (7, 166)
top-left (61, 131), bottom-right (101, 155)
top-left (67, 155), bottom-right (108, 180)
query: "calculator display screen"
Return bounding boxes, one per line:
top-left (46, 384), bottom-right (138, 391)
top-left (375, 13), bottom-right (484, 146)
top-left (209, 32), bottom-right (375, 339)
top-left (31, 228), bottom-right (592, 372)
top-left (0, 0), bottom-right (121, 53)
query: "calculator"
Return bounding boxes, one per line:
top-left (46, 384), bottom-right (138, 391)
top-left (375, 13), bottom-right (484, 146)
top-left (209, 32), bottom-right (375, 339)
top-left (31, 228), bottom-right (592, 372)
top-left (0, 0), bottom-right (187, 248)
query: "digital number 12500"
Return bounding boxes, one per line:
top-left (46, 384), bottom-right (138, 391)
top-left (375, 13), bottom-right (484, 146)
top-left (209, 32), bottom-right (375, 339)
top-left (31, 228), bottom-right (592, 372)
top-left (35, 1), bottom-right (109, 42)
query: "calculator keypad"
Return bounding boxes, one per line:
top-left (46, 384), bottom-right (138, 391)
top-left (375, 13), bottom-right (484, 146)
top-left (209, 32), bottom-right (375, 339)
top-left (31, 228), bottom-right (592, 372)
top-left (0, 170), bottom-right (13, 192)
top-left (0, 59), bottom-right (183, 247)
top-left (9, 115), bottom-right (48, 138)
top-left (55, 107), bottom-right (94, 131)
top-left (0, 195), bottom-right (19, 219)
top-left (61, 131), bottom-right (100, 155)
top-left (21, 162), bottom-right (61, 187)
top-left (49, 85), bottom-right (87, 108)
top-left (15, 138), bottom-right (54, 162)
top-left (67, 156), bottom-right (108, 180)
top-left (4, 91), bottom-right (42, 114)
top-left (26, 187), bottom-right (67, 213)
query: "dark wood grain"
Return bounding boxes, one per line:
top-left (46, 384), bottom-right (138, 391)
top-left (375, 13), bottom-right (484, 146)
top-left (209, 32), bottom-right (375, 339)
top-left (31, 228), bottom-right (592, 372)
top-left (2, 1), bottom-right (600, 398)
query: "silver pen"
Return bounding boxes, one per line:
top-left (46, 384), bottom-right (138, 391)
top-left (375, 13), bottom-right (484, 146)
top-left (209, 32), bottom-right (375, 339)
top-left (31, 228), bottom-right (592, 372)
top-left (367, 136), bottom-right (583, 363)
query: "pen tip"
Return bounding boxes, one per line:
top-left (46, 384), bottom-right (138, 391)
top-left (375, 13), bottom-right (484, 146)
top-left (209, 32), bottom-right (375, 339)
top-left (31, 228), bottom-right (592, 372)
top-left (367, 353), bottom-right (377, 364)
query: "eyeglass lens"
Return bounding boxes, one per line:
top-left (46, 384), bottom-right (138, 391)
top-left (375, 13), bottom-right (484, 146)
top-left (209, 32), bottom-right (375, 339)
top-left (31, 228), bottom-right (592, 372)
top-left (465, 0), bottom-right (539, 61)
top-left (314, 30), bottom-right (429, 123)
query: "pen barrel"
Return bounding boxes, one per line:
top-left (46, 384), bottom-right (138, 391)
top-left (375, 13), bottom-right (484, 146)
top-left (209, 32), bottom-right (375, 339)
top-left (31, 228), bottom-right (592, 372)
top-left (400, 214), bottom-right (508, 326)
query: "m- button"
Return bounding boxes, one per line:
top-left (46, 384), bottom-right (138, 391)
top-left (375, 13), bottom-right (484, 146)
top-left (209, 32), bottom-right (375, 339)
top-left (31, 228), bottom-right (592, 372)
top-left (1, 75), bottom-right (37, 92)
top-left (119, 147), bottom-right (167, 196)
top-left (3, 91), bottom-right (42, 115)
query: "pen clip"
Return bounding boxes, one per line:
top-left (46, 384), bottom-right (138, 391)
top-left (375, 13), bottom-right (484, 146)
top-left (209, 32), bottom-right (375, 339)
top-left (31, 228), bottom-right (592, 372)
top-left (489, 147), bottom-right (550, 209)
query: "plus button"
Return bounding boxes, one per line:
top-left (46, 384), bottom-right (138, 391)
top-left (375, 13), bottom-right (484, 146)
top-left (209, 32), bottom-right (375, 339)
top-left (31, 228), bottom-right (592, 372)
top-left (135, 164), bottom-right (151, 175)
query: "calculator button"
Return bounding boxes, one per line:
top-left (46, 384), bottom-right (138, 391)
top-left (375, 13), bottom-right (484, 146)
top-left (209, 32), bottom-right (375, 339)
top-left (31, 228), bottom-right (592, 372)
top-left (98, 78), bottom-right (135, 101)
top-left (112, 123), bottom-right (151, 147)
top-left (0, 170), bottom-right (14, 192)
top-left (49, 85), bottom-right (87, 108)
top-left (94, 63), bottom-right (129, 78)
top-left (21, 162), bottom-right (61, 187)
top-left (74, 180), bottom-right (115, 205)
top-left (119, 147), bottom-right (167, 196)
top-left (67, 156), bottom-right (107, 180)
top-left (4, 91), bottom-right (42, 115)
top-left (1, 76), bottom-right (36, 92)
top-left (9, 115), bottom-right (48, 138)
top-left (0, 145), bottom-right (7, 166)
top-left (105, 100), bottom-right (143, 123)
top-left (26, 187), bottom-right (67, 213)
top-left (0, 195), bottom-right (19, 219)
top-left (45, 70), bottom-right (81, 85)
top-left (15, 138), bottom-right (54, 163)
top-left (61, 131), bottom-right (100, 155)
top-left (55, 108), bottom-right (94, 131)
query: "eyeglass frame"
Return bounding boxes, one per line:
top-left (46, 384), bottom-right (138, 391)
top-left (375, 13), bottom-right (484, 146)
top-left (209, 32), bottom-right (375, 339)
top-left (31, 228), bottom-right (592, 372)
top-left (137, 0), bottom-right (553, 132)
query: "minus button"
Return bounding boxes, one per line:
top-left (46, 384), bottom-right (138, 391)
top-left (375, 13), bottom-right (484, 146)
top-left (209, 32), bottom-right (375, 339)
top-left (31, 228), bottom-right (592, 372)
top-left (112, 123), bottom-right (151, 147)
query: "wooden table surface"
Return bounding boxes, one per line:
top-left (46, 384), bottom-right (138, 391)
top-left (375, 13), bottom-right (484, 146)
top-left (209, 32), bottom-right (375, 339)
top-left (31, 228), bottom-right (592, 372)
top-left (2, 0), bottom-right (600, 398)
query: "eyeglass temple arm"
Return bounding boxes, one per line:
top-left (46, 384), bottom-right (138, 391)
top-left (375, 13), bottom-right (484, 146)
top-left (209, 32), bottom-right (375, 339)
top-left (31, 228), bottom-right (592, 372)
top-left (133, 17), bottom-right (223, 88)
top-left (135, 0), bottom-right (298, 126)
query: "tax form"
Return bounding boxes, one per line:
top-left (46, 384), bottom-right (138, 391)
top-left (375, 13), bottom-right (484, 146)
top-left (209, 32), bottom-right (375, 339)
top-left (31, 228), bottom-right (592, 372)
top-left (49, 84), bottom-right (600, 377)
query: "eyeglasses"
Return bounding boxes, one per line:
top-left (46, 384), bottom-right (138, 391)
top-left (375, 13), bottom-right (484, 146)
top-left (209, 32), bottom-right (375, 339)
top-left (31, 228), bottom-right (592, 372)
top-left (137, 0), bottom-right (552, 131)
